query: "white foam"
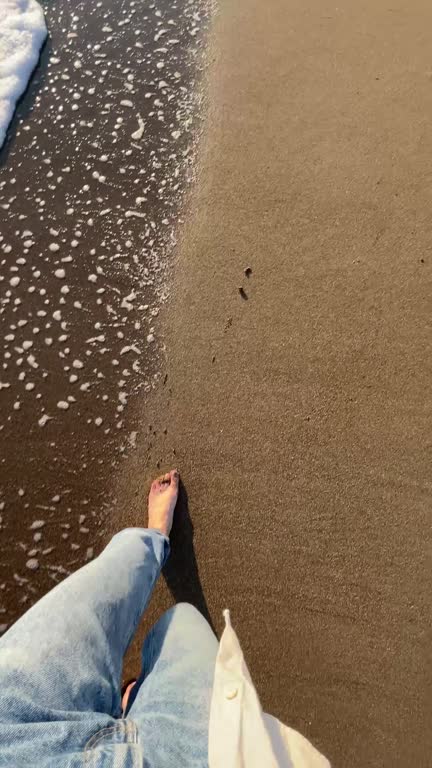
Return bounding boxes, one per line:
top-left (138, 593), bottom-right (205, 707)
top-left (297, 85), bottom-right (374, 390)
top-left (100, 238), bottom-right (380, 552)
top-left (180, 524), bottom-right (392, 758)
top-left (0, 0), bottom-right (47, 147)
top-left (131, 115), bottom-right (145, 140)
top-left (30, 519), bottom-right (45, 529)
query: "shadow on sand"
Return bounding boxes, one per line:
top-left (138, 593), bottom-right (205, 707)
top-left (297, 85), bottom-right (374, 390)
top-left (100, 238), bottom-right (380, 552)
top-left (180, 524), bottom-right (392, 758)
top-left (163, 481), bottom-right (215, 633)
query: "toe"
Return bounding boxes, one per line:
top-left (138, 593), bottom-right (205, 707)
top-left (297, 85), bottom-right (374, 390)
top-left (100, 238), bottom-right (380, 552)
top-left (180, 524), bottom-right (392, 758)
top-left (150, 470), bottom-right (179, 495)
top-left (169, 469), bottom-right (179, 488)
top-left (152, 477), bottom-right (164, 491)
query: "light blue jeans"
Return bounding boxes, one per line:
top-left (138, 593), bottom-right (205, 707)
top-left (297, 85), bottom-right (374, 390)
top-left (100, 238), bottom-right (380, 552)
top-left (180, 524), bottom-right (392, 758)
top-left (0, 528), bottom-right (218, 767)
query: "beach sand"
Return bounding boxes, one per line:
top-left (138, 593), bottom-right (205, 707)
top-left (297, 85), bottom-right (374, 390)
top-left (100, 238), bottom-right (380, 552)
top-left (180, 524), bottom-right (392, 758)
top-left (0, 0), bottom-right (208, 630)
top-left (119, 0), bottom-right (432, 765)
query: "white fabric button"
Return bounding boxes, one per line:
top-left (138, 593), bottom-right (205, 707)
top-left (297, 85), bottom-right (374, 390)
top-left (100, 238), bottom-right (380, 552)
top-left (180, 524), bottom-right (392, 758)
top-left (225, 686), bottom-right (238, 700)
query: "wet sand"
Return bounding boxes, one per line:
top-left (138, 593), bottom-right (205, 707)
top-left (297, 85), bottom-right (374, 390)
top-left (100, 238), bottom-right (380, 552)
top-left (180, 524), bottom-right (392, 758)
top-left (119, 0), bottom-right (432, 765)
top-left (0, 0), bottom-right (208, 629)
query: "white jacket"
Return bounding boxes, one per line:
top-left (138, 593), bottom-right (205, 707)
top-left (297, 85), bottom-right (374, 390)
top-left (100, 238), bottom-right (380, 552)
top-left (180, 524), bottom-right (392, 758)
top-left (209, 611), bottom-right (330, 768)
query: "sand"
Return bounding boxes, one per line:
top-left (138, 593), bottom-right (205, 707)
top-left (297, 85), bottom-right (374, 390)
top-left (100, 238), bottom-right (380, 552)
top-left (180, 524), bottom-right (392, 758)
top-left (0, 0), bottom-right (208, 629)
top-left (119, 0), bottom-right (432, 765)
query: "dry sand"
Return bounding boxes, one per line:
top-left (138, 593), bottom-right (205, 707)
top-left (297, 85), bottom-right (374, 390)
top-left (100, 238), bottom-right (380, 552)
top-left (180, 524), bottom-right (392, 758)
top-left (118, 0), bottom-right (431, 765)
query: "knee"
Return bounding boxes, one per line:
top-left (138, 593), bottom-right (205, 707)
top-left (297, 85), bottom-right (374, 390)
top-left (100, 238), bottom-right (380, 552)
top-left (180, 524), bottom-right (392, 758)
top-left (165, 602), bottom-right (203, 624)
top-left (159, 603), bottom-right (213, 639)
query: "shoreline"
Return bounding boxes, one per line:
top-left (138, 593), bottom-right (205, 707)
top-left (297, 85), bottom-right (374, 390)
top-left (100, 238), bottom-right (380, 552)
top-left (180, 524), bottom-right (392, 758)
top-left (0, 0), bottom-right (210, 633)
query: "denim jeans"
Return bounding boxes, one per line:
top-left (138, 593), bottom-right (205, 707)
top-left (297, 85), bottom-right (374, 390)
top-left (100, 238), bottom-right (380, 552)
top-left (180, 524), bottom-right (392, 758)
top-left (0, 528), bottom-right (218, 767)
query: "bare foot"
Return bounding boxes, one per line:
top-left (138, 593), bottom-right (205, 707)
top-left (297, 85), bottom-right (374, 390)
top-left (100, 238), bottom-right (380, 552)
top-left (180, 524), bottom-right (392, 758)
top-left (121, 679), bottom-right (136, 713)
top-left (148, 469), bottom-right (179, 537)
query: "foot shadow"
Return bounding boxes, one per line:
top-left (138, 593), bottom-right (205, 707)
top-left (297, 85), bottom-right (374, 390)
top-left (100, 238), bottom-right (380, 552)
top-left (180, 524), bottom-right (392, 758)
top-left (163, 481), bottom-right (215, 633)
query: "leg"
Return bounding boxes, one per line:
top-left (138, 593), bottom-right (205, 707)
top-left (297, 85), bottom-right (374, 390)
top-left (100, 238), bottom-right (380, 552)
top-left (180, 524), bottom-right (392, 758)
top-left (127, 603), bottom-right (218, 768)
top-left (0, 470), bottom-right (179, 766)
top-left (0, 527), bottom-right (169, 718)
